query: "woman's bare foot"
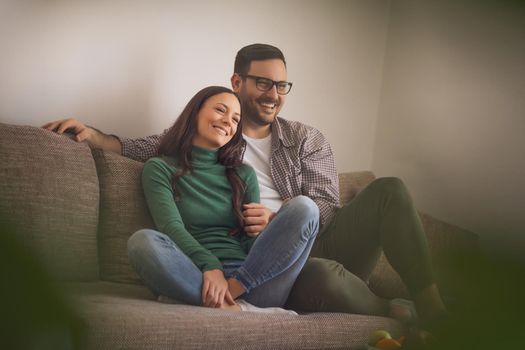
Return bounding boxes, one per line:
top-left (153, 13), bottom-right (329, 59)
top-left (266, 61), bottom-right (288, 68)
top-left (227, 278), bottom-right (246, 300)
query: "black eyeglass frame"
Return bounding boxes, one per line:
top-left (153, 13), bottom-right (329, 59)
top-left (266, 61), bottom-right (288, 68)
top-left (241, 74), bottom-right (293, 95)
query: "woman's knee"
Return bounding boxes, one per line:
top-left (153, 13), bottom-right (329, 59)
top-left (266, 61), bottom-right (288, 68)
top-left (284, 195), bottom-right (320, 236)
top-left (127, 229), bottom-right (160, 261)
top-left (285, 195), bottom-right (320, 221)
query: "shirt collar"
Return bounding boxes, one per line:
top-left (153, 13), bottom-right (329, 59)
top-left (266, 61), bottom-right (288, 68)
top-left (241, 117), bottom-right (293, 154)
top-left (271, 117), bottom-right (294, 150)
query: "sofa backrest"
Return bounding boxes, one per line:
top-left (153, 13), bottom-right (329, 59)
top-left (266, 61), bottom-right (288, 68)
top-left (0, 123), bottom-right (100, 281)
top-left (92, 149), bottom-right (154, 284)
top-left (0, 122), bottom-right (406, 296)
top-left (92, 149), bottom-right (381, 285)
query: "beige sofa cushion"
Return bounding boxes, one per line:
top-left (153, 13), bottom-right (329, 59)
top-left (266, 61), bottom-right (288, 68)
top-left (0, 123), bottom-right (99, 281)
top-left (92, 149), bottom-right (154, 285)
top-left (65, 281), bottom-right (405, 349)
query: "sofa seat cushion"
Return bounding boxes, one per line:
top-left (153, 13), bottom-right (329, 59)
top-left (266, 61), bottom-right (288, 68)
top-left (0, 123), bottom-right (99, 281)
top-left (64, 281), bottom-right (405, 350)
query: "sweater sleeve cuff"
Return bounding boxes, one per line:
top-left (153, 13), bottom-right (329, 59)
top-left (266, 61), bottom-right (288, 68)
top-left (201, 262), bottom-right (223, 273)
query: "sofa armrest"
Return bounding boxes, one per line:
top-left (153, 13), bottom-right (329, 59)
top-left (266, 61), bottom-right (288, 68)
top-left (418, 211), bottom-right (479, 256)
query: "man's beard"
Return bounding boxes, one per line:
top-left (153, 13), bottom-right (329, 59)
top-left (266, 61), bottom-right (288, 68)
top-left (241, 98), bottom-right (278, 127)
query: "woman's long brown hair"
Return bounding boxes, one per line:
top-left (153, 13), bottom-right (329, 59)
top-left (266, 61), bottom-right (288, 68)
top-left (158, 86), bottom-right (246, 232)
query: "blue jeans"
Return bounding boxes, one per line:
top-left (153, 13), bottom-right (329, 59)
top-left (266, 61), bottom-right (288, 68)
top-left (128, 196), bottom-right (319, 308)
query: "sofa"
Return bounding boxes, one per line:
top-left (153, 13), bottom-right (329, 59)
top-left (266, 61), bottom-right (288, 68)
top-left (0, 122), bottom-right (478, 349)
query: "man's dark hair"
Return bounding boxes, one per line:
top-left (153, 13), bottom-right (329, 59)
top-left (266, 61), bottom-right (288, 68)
top-left (234, 43), bottom-right (286, 76)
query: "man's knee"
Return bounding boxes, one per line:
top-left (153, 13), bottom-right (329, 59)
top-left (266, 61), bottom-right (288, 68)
top-left (370, 177), bottom-right (412, 205)
top-left (372, 176), bottom-right (405, 191)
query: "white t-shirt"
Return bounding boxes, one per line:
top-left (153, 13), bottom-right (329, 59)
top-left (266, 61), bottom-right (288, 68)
top-left (242, 134), bottom-right (283, 213)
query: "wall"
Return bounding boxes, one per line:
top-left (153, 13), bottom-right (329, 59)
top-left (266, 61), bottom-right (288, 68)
top-left (5, 0), bottom-right (521, 259)
top-left (0, 0), bottom-right (391, 172)
top-left (372, 0), bottom-right (525, 259)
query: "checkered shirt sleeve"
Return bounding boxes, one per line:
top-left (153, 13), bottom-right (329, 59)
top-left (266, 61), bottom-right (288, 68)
top-left (271, 118), bottom-right (340, 230)
top-left (299, 128), bottom-right (340, 228)
top-left (117, 129), bottom-right (168, 162)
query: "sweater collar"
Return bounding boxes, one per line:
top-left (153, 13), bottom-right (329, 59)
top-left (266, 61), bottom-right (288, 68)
top-left (191, 145), bottom-right (219, 164)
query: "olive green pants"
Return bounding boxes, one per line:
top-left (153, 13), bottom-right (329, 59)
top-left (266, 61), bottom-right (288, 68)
top-left (285, 177), bottom-right (433, 315)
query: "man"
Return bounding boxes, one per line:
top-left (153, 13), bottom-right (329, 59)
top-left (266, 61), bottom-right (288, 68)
top-left (44, 43), bottom-right (446, 330)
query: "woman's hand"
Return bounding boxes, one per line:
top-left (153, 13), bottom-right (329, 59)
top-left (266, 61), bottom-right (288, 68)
top-left (242, 203), bottom-right (275, 237)
top-left (202, 269), bottom-right (235, 308)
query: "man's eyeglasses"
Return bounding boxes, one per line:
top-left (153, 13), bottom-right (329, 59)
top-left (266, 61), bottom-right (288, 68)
top-left (242, 74), bottom-right (293, 95)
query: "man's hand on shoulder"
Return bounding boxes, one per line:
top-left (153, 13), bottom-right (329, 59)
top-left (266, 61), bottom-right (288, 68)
top-left (242, 203), bottom-right (275, 237)
top-left (42, 118), bottom-right (122, 154)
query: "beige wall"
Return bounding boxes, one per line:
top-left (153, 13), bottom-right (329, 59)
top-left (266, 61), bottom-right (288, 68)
top-left (372, 0), bottom-right (525, 259)
top-left (0, 0), bottom-right (390, 172)
top-left (2, 0), bottom-right (522, 258)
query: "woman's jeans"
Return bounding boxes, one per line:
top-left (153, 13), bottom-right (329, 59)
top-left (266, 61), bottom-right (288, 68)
top-left (128, 196), bottom-right (319, 308)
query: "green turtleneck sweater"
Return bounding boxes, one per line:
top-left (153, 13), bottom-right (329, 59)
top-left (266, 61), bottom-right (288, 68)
top-left (141, 145), bottom-right (260, 272)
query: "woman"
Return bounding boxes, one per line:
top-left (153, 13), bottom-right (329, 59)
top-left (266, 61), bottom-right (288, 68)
top-left (128, 86), bottom-right (319, 312)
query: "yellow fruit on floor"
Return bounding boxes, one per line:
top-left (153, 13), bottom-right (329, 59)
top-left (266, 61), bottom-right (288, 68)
top-left (368, 330), bottom-right (392, 346)
top-left (375, 337), bottom-right (402, 350)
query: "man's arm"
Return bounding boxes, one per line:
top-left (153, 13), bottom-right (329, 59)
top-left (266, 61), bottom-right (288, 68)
top-left (300, 128), bottom-right (340, 230)
top-left (42, 118), bottom-right (165, 162)
top-left (118, 133), bottom-right (165, 163)
top-left (42, 118), bottom-right (122, 153)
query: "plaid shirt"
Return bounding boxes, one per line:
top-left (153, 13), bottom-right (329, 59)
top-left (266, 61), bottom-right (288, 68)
top-left (118, 117), bottom-right (340, 229)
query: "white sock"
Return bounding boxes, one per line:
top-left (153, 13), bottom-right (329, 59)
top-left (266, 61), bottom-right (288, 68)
top-left (236, 299), bottom-right (298, 315)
